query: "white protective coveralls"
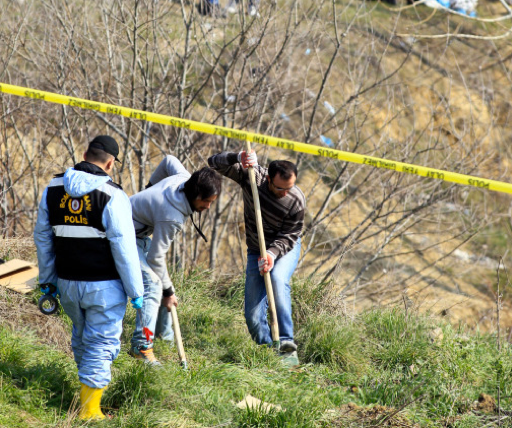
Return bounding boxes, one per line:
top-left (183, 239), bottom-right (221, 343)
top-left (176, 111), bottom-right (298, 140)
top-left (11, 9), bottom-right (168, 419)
top-left (34, 163), bottom-right (143, 388)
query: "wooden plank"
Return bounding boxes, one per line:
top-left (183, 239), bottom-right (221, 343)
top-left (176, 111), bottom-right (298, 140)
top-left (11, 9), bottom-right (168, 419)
top-left (0, 259), bottom-right (34, 278)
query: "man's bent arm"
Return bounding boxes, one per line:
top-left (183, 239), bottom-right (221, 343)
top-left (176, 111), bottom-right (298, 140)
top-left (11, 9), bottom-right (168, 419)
top-left (207, 152), bottom-right (246, 184)
top-left (148, 155), bottom-right (191, 187)
top-left (146, 221), bottom-right (179, 294)
top-left (33, 187), bottom-right (58, 285)
top-left (104, 192), bottom-right (144, 299)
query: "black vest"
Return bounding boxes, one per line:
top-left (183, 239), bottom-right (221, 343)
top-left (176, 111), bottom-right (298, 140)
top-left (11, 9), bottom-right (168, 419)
top-left (46, 164), bottom-right (122, 281)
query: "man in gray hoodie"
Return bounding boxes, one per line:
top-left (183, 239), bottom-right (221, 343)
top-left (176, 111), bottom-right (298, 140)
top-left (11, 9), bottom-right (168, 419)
top-left (129, 155), bottom-right (222, 364)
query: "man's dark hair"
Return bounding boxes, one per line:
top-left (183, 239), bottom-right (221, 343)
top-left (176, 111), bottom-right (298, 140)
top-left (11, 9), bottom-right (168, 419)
top-left (184, 167), bottom-right (222, 202)
top-left (85, 145), bottom-right (114, 164)
top-left (268, 160), bottom-right (298, 180)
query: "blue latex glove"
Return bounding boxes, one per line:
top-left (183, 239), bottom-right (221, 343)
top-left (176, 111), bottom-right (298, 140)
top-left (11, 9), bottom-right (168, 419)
top-left (131, 296), bottom-right (143, 310)
top-left (40, 283), bottom-right (59, 298)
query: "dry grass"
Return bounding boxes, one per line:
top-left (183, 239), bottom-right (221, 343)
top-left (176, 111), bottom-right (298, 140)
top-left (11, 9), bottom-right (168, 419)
top-left (327, 403), bottom-right (421, 427)
top-left (0, 286), bottom-right (72, 356)
top-left (0, 239), bottom-right (37, 263)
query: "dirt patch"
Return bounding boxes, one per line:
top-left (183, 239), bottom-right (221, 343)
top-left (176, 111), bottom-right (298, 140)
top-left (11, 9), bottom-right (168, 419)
top-left (0, 286), bottom-right (72, 356)
top-left (475, 393), bottom-right (496, 413)
top-left (327, 402), bottom-right (420, 427)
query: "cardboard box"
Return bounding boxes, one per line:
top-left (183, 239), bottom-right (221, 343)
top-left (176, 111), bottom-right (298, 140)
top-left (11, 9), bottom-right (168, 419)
top-left (0, 259), bottom-right (39, 294)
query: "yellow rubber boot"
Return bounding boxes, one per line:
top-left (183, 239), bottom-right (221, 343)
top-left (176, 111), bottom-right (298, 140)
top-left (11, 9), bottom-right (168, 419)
top-left (78, 383), bottom-right (106, 420)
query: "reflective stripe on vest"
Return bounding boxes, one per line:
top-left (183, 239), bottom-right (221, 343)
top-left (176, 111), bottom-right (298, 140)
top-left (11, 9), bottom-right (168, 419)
top-left (46, 177), bottom-right (120, 281)
top-left (52, 225), bottom-right (107, 239)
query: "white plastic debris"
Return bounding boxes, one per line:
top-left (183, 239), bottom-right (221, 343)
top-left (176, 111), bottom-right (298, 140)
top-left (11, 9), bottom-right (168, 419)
top-left (305, 89), bottom-right (316, 99)
top-left (236, 394), bottom-right (283, 412)
top-left (323, 101), bottom-right (336, 115)
top-left (320, 135), bottom-right (333, 147)
top-left (280, 113), bottom-right (290, 122)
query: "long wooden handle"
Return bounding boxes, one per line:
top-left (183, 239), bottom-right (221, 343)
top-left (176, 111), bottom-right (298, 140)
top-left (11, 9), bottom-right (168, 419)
top-left (170, 305), bottom-right (188, 369)
top-left (244, 141), bottom-right (280, 345)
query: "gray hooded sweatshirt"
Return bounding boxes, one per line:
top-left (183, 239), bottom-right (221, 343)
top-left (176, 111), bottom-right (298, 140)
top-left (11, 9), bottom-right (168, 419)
top-left (130, 156), bottom-right (192, 293)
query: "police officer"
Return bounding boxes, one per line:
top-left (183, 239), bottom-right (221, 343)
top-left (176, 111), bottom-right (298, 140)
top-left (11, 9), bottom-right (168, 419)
top-left (34, 135), bottom-right (144, 420)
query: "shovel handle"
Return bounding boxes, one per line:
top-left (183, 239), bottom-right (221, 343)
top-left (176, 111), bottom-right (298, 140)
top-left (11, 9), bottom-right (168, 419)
top-left (244, 141), bottom-right (280, 345)
top-left (170, 305), bottom-right (187, 369)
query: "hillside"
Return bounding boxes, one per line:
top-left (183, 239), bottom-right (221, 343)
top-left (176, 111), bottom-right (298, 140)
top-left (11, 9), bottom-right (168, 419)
top-left (2, 0), bottom-right (512, 425)
top-left (2, 270), bottom-right (512, 427)
top-left (1, 0), bottom-right (512, 328)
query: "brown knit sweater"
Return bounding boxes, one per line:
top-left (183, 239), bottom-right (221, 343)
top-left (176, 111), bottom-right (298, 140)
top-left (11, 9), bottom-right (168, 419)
top-left (208, 152), bottom-right (305, 259)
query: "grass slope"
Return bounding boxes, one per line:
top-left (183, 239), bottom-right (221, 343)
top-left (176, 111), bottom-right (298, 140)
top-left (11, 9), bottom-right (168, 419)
top-left (1, 269), bottom-right (512, 427)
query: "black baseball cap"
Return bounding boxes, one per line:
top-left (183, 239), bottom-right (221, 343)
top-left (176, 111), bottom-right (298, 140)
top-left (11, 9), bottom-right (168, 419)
top-left (88, 135), bottom-right (121, 163)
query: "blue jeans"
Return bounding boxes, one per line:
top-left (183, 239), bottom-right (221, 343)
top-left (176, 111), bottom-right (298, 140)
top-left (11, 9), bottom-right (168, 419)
top-left (245, 239), bottom-right (300, 345)
top-left (58, 278), bottom-right (127, 389)
top-left (131, 237), bottom-right (174, 349)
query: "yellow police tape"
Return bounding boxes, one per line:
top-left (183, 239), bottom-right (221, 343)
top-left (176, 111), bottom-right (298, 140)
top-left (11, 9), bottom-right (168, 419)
top-left (1, 81), bottom-right (511, 194)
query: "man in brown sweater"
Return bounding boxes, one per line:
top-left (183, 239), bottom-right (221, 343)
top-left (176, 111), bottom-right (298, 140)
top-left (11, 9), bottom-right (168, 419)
top-left (208, 150), bottom-right (305, 362)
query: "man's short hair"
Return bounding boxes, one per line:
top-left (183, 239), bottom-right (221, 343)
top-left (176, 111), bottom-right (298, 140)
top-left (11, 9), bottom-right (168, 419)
top-left (184, 167), bottom-right (222, 201)
top-left (268, 160), bottom-right (297, 180)
top-left (85, 145), bottom-right (115, 164)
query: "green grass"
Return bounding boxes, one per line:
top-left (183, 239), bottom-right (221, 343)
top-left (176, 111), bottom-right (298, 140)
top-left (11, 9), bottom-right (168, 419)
top-left (0, 269), bottom-right (511, 427)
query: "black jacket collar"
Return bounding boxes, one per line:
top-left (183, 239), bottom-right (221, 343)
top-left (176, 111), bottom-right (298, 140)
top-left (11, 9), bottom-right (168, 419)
top-left (74, 161), bottom-right (109, 176)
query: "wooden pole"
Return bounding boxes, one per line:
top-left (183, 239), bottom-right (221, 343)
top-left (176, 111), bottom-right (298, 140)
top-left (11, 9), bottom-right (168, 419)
top-left (244, 141), bottom-right (280, 347)
top-left (170, 305), bottom-right (188, 369)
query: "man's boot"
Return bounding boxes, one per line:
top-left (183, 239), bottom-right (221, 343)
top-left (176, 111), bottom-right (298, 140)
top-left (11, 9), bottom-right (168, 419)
top-left (129, 345), bottom-right (162, 366)
top-left (279, 341), bottom-right (299, 367)
top-left (78, 383), bottom-right (106, 420)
